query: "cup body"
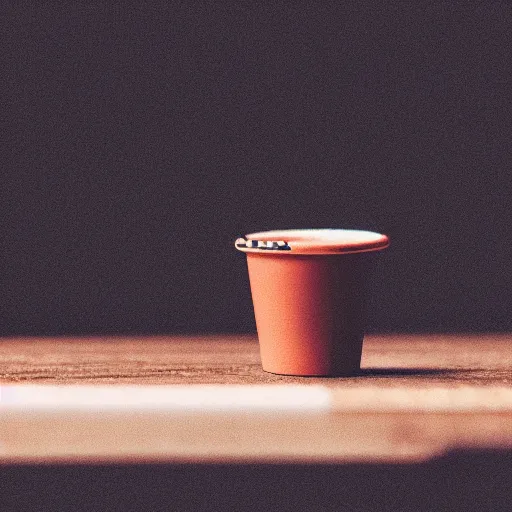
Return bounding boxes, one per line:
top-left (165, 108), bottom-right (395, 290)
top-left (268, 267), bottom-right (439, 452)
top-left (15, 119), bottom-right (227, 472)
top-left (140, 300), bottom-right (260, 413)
top-left (246, 252), bottom-right (367, 376)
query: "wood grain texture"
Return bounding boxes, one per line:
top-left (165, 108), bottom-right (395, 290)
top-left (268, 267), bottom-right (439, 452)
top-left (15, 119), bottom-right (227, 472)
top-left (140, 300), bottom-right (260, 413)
top-left (0, 335), bottom-right (511, 463)
top-left (0, 334), bottom-right (510, 385)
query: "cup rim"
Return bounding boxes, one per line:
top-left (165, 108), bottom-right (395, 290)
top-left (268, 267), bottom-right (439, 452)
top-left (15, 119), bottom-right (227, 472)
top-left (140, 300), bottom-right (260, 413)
top-left (235, 228), bottom-right (390, 255)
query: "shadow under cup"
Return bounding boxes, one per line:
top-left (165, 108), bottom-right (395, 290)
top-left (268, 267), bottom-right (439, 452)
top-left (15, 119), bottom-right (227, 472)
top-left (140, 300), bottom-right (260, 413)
top-left (237, 229), bottom-right (389, 377)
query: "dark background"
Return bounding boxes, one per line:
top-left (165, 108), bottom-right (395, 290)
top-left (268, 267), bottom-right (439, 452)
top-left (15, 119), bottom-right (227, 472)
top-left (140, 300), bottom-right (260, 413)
top-left (2, 451), bottom-right (512, 511)
top-left (2, 1), bottom-right (511, 336)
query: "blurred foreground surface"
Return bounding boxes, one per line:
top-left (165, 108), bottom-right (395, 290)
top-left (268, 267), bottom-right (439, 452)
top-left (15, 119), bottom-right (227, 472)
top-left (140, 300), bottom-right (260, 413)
top-left (1, 335), bottom-right (511, 511)
top-left (0, 334), bottom-right (511, 463)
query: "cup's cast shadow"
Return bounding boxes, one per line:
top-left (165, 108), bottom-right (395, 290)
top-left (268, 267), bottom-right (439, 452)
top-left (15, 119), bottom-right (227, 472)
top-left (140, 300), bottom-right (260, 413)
top-left (359, 367), bottom-right (459, 377)
top-left (286, 367), bottom-right (486, 379)
top-left (269, 367), bottom-right (480, 379)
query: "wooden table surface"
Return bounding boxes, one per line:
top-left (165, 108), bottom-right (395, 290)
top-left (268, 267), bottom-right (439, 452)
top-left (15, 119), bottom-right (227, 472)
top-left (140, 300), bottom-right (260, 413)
top-left (1, 334), bottom-right (512, 464)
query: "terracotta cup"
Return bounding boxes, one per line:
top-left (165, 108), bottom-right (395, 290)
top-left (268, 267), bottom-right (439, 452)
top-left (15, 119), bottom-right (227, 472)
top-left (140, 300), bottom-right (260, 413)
top-left (235, 229), bottom-right (389, 376)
